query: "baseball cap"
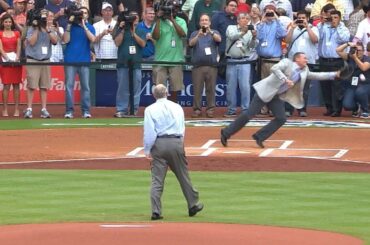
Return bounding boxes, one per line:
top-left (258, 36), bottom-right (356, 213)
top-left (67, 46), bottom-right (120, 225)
top-left (264, 2), bottom-right (276, 11)
top-left (102, 2), bottom-right (113, 10)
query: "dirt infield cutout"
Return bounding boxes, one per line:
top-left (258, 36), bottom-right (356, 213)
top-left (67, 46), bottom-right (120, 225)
top-left (126, 139), bottom-right (348, 160)
top-left (0, 223), bottom-right (363, 245)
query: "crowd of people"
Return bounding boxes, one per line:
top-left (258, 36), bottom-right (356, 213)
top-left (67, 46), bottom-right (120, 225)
top-left (0, 0), bottom-right (369, 119)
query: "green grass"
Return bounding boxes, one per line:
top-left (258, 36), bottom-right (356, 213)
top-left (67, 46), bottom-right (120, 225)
top-left (0, 170), bottom-right (369, 243)
top-left (0, 118), bottom-right (143, 130)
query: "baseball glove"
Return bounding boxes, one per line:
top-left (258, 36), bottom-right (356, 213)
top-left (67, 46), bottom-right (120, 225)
top-left (338, 61), bottom-right (354, 81)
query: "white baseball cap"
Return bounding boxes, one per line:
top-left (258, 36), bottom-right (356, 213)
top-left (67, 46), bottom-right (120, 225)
top-left (102, 2), bottom-right (113, 10)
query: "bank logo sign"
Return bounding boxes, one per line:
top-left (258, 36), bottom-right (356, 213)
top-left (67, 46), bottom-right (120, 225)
top-left (186, 119), bottom-right (370, 128)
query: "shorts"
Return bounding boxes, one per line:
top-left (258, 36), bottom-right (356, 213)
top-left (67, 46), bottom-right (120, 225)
top-left (152, 65), bottom-right (184, 91)
top-left (26, 59), bottom-right (51, 89)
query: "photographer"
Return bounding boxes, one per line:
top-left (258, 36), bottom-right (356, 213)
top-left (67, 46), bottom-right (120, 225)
top-left (318, 8), bottom-right (350, 117)
top-left (113, 11), bottom-right (145, 117)
top-left (62, 6), bottom-right (96, 119)
top-left (188, 13), bottom-right (221, 118)
top-left (284, 10), bottom-right (319, 117)
top-left (336, 41), bottom-right (370, 119)
top-left (223, 12), bottom-right (257, 118)
top-left (152, 0), bottom-right (187, 103)
top-left (45, 0), bottom-right (73, 30)
top-left (24, 8), bottom-right (58, 119)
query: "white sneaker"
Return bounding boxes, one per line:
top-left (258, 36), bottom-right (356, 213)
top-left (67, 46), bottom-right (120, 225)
top-left (64, 112), bottom-right (74, 119)
top-left (82, 112), bottom-right (92, 118)
top-left (23, 108), bottom-right (33, 119)
top-left (40, 109), bottom-right (51, 118)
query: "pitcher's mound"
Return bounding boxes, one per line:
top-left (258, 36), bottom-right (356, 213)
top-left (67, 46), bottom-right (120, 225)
top-left (0, 223), bottom-right (363, 245)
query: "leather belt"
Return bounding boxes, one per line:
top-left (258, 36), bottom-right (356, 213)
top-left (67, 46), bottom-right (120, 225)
top-left (226, 56), bottom-right (249, 60)
top-left (157, 135), bottom-right (182, 138)
top-left (319, 57), bottom-right (342, 62)
top-left (27, 56), bottom-right (49, 61)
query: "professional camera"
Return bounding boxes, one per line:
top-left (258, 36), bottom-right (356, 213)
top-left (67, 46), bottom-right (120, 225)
top-left (349, 46), bottom-right (357, 55)
top-left (117, 10), bottom-right (137, 26)
top-left (65, 3), bottom-right (83, 24)
top-left (247, 24), bottom-right (254, 30)
top-left (154, 0), bottom-right (177, 19)
top-left (26, 8), bottom-right (48, 27)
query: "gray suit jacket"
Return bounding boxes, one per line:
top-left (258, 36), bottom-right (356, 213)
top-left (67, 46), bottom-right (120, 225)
top-left (253, 58), bottom-right (336, 109)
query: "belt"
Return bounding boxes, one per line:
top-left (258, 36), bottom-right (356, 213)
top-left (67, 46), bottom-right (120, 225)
top-left (260, 56), bottom-right (280, 60)
top-left (157, 134), bottom-right (182, 138)
top-left (226, 56), bottom-right (249, 60)
top-left (319, 57), bottom-right (342, 62)
top-left (27, 56), bottom-right (49, 61)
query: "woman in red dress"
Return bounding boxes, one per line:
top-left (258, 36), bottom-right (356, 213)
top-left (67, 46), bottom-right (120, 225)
top-left (0, 14), bottom-right (22, 117)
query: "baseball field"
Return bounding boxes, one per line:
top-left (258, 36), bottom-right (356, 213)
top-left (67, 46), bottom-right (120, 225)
top-left (0, 105), bottom-right (369, 245)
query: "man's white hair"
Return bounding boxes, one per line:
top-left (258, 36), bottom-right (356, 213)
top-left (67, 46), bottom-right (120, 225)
top-left (153, 84), bottom-right (168, 99)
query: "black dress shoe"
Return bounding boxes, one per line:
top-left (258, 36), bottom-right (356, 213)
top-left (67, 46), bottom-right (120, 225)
top-left (151, 213), bottom-right (163, 220)
top-left (189, 203), bottom-right (204, 217)
top-left (220, 129), bottom-right (228, 147)
top-left (330, 112), bottom-right (341, 117)
top-left (252, 134), bottom-right (264, 148)
top-left (323, 111), bottom-right (333, 116)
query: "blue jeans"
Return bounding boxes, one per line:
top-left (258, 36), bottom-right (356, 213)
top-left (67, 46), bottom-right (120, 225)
top-left (226, 60), bottom-right (251, 113)
top-left (116, 68), bottom-right (142, 113)
top-left (64, 66), bottom-right (91, 114)
top-left (343, 83), bottom-right (370, 113)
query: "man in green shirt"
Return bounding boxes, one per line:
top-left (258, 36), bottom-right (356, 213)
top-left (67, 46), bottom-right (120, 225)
top-left (152, 0), bottom-right (187, 102)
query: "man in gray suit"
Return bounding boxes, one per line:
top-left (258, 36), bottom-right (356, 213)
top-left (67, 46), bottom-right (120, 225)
top-left (220, 52), bottom-right (341, 148)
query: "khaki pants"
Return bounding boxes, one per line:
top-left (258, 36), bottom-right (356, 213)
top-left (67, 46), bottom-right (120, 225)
top-left (191, 66), bottom-right (217, 112)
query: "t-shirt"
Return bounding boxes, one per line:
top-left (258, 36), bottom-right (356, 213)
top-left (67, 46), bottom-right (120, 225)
top-left (136, 21), bottom-right (154, 58)
top-left (116, 27), bottom-right (145, 68)
top-left (64, 23), bottom-right (95, 62)
top-left (26, 28), bottom-right (52, 60)
top-left (153, 17), bottom-right (187, 63)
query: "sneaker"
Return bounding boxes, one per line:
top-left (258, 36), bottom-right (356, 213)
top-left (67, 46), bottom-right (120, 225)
top-left (114, 111), bottom-right (128, 118)
top-left (360, 112), bottom-right (369, 119)
top-left (23, 108), bottom-right (33, 119)
top-left (40, 109), bottom-right (51, 118)
top-left (191, 110), bottom-right (202, 118)
top-left (82, 112), bottom-right (92, 118)
top-left (223, 111), bottom-right (236, 117)
top-left (299, 111), bottom-right (308, 117)
top-left (352, 111), bottom-right (360, 118)
top-left (64, 112), bottom-right (74, 119)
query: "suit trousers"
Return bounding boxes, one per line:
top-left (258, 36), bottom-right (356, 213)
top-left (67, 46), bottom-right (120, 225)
top-left (150, 137), bottom-right (199, 215)
top-left (191, 66), bottom-right (217, 112)
top-left (319, 58), bottom-right (344, 114)
top-left (223, 94), bottom-right (287, 141)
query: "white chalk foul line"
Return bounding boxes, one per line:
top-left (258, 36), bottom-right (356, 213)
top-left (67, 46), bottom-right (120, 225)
top-left (259, 148), bottom-right (275, 157)
top-left (100, 224), bottom-right (152, 228)
top-left (0, 156), bottom-right (129, 165)
top-left (201, 148), bottom-right (217, 156)
top-left (333, 149), bottom-right (348, 159)
top-left (279, 140), bottom-right (294, 149)
top-left (126, 147), bottom-right (144, 156)
top-left (201, 140), bottom-right (217, 149)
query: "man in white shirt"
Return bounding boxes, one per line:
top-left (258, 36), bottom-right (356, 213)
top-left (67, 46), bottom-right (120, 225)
top-left (143, 84), bottom-right (203, 220)
top-left (353, 4), bottom-right (370, 55)
top-left (93, 2), bottom-right (117, 60)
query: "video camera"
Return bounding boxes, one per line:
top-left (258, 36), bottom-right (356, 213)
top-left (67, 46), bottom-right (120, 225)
top-left (117, 10), bottom-right (137, 26)
top-left (26, 8), bottom-right (48, 27)
top-left (154, 0), bottom-right (177, 19)
top-left (65, 3), bottom-right (83, 24)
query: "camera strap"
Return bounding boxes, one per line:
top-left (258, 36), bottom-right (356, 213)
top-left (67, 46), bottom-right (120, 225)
top-left (286, 29), bottom-right (307, 57)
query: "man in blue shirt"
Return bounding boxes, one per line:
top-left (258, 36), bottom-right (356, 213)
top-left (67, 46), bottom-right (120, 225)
top-left (62, 7), bottom-right (96, 118)
top-left (256, 2), bottom-right (286, 79)
top-left (136, 7), bottom-right (155, 61)
top-left (318, 9), bottom-right (350, 116)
